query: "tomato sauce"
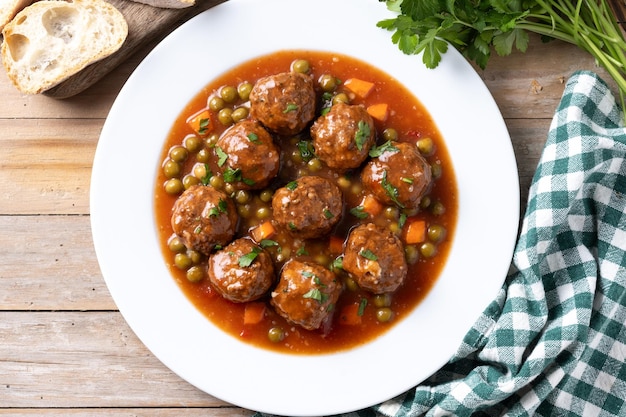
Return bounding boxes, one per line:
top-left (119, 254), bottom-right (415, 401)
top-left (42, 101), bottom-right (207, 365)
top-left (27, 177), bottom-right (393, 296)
top-left (154, 50), bottom-right (458, 354)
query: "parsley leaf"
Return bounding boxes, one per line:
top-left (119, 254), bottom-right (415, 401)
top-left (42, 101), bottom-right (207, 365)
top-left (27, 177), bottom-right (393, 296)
top-left (354, 120), bottom-right (371, 151)
top-left (359, 248), bottom-right (378, 261)
top-left (215, 146), bottom-right (228, 167)
top-left (369, 140), bottom-right (399, 158)
top-left (238, 247), bottom-right (261, 267)
top-left (283, 103), bottom-right (299, 113)
top-left (381, 169), bottom-right (405, 208)
top-left (349, 206), bottom-right (369, 219)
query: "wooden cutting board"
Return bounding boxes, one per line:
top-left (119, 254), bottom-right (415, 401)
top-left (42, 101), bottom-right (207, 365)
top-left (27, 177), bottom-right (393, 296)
top-left (43, 0), bottom-right (226, 99)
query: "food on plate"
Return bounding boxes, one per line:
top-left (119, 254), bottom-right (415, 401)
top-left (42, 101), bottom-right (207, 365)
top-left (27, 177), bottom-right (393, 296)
top-left (249, 71), bottom-right (317, 135)
top-left (271, 259), bottom-right (343, 331)
top-left (271, 175), bottom-right (343, 239)
top-left (0, 0), bottom-right (35, 32)
top-left (311, 101), bottom-right (376, 171)
top-left (214, 119), bottom-right (280, 190)
top-left (208, 237), bottom-right (275, 303)
top-left (361, 141), bottom-right (432, 211)
top-left (342, 223), bottom-right (408, 294)
top-left (154, 50), bottom-right (458, 354)
top-left (170, 185), bottom-right (238, 256)
top-left (1, 0), bottom-right (128, 94)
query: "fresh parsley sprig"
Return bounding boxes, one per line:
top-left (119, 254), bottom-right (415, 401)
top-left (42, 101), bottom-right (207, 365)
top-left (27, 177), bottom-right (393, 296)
top-left (378, 0), bottom-right (626, 116)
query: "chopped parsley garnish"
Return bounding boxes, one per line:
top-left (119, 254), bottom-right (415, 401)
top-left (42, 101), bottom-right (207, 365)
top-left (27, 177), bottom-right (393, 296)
top-left (286, 180), bottom-right (298, 191)
top-left (332, 255), bottom-right (344, 271)
top-left (398, 212), bottom-right (407, 229)
top-left (369, 140), bottom-right (399, 158)
top-left (223, 167), bottom-right (255, 186)
top-left (288, 222), bottom-right (297, 231)
top-left (401, 177), bottom-right (414, 184)
top-left (215, 146), bottom-right (228, 167)
top-left (323, 209), bottom-right (334, 219)
top-left (359, 248), bottom-right (378, 261)
top-left (302, 288), bottom-right (328, 303)
top-left (381, 170), bottom-right (405, 208)
top-left (193, 225), bottom-right (202, 234)
top-left (296, 140), bottom-right (315, 162)
top-left (200, 164), bottom-right (213, 185)
top-left (198, 118), bottom-right (210, 135)
top-left (259, 239), bottom-right (279, 248)
top-left (238, 247), bottom-right (261, 267)
top-left (358, 298), bottom-right (368, 316)
top-left (247, 132), bottom-right (259, 142)
top-left (296, 246), bottom-right (309, 256)
top-left (349, 206), bottom-right (369, 219)
top-left (283, 103), bottom-right (299, 113)
top-left (354, 120), bottom-right (370, 151)
top-left (208, 198), bottom-right (228, 217)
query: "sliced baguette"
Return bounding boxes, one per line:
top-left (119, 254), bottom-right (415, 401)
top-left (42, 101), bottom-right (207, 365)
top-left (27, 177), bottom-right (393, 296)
top-left (0, 0), bottom-right (36, 32)
top-left (1, 0), bottom-right (128, 94)
top-left (129, 0), bottom-right (195, 9)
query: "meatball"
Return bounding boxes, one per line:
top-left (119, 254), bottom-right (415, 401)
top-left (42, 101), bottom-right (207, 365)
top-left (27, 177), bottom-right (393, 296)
top-left (249, 71), bottom-right (316, 135)
top-left (342, 223), bottom-right (407, 294)
top-left (208, 237), bottom-right (275, 303)
top-left (272, 175), bottom-right (343, 239)
top-left (271, 260), bottom-right (342, 330)
top-left (171, 185), bottom-right (238, 255)
top-left (310, 102), bottom-right (376, 171)
top-left (361, 142), bottom-right (432, 210)
top-left (215, 120), bottom-right (280, 190)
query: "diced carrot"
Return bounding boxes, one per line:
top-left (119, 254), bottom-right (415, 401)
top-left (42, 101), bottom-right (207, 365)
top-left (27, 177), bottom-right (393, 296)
top-left (339, 303), bottom-right (363, 326)
top-left (243, 302), bottom-right (266, 325)
top-left (187, 109), bottom-right (212, 136)
top-left (404, 219), bottom-right (427, 244)
top-left (344, 78), bottom-right (375, 99)
top-left (361, 194), bottom-right (383, 216)
top-left (250, 220), bottom-right (276, 243)
top-left (329, 235), bottom-right (344, 255)
top-left (367, 103), bottom-right (389, 122)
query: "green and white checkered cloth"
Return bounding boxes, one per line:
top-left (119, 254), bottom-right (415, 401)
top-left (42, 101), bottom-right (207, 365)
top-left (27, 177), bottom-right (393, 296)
top-left (255, 70), bottom-right (626, 416)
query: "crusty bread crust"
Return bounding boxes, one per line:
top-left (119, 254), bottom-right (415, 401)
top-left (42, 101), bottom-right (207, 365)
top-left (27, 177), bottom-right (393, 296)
top-left (1, 0), bottom-right (128, 94)
top-left (130, 0), bottom-right (195, 9)
top-left (0, 0), bottom-right (36, 32)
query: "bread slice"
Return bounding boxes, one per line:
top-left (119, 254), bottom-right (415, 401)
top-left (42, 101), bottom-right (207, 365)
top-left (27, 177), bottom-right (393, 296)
top-left (0, 0), bottom-right (36, 32)
top-left (1, 0), bottom-right (128, 94)
top-left (130, 0), bottom-right (195, 9)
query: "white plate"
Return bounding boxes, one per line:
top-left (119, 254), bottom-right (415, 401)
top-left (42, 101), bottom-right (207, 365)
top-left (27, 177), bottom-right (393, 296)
top-left (91, 0), bottom-right (519, 415)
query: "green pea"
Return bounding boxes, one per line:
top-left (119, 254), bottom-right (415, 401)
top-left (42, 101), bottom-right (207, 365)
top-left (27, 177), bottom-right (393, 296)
top-left (237, 204), bottom-right (251, 218)
top-left (373, 293), bottom-right (392, 308)
top-left (237, 82), bottom-right (253, 101)
top-left (205, 133), bottom-right (220, 148)
top-left (193, 163), bottom-right (208, 181)
top-left (382, 128), bottom-right (398, 142)
top-left (336, 176), bottom-right (351, 189)
top-left (307, 158), bottom-right (322, 172)
top-left (168, 236), bottom-right (186, 253)
top-left (427, 224), bottom-right (447, 243)
top-left (209, 175), bottom-right (224, 190)
top-left (256, 207), bottom-right (271, 220)
top-left (290, 149), bottom-right (303, 164)
top-left (218, 108), bottom-right (233, 126)
top-left (376, 307), bottom-right (394, 322)
top-left (416, 137), bottom-right (434, 156)
top-left (431, 161), bottom-right (442, 179)
top-left (231, 106), bottom-right (249, 123)
top-left (234, 190), bottom-right (250, 204)
top-left (259, 189), bottom-right (273, 203)
top-left (208, 96), bottom-right (225, 111)
top-left (318, 74), bottom-right (337, 92)
top-left (404, 245), bottom-right (419, 265)
top-left (292, 59), bottom-right (310, 74)
top-left (332, 93), bottom-right (349, 105)
top-left (163, 160), bottom-right (181, 179)
top-left (184, 135), bottom-right (203, 153)
top-left (420, 242), bottom-right (437, 258)
top-left (183, 174), bottom-right (200, 189)
top-left (169, 145), bottom-right (188, 162)
top-left (419, 196), bottom-right (432, 209)
top-left (384, 206), bottom-right (399, 220)
top-left (220, 86), bottom-right (238, 103)
top-left (388, 221), bottom-right (400, 235)
top-left (268, 327), bottom-right (285, 343)
top-left (174, 253), bottom-right (192, 270)
top-left (431, 201), bottom-right (446, 216)
top-left (186, 265), bottom-right (204, 283)
top-left (344, 277), bottom-right (359, 292)
top-left (196, 148), bottom-right (210, 163)
top-left (164, 178), bottom-right (184, 195)
top-left (189, 250), bottom-right (203, 264)
top-left (223, 183), bottom-right (236, 195)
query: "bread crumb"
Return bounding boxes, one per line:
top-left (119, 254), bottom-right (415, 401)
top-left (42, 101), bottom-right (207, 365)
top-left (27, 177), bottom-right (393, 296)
top-left (530, 79), bottom-right (543, 94)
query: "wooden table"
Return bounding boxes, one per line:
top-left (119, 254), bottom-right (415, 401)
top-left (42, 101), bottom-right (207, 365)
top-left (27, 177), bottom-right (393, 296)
top-left (0, 16), bottom-right (619, 416)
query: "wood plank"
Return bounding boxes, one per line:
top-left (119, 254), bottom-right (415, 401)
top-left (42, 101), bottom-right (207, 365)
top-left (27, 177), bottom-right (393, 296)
top-left (0, 409), bottom-right (253, 417)
top-left (0, 312), bottom-right (233, 408)
top-left (0, 216), bottom-right (112, 311)
top-left (0, 119), bottom-right (98, 215)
